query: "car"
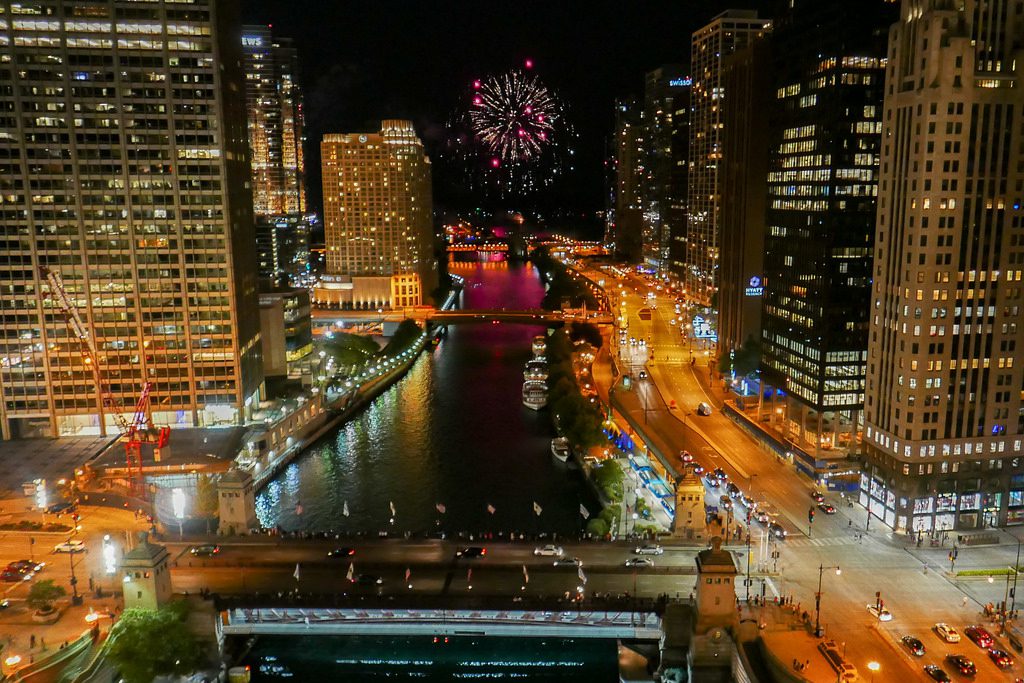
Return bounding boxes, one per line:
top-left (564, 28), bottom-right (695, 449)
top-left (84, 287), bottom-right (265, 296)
top-left (713, 468), bottom-right (728, 482)
top-left (326, 547), bottom-right (355, 558)
top-left (989, 648), bottom-right (1014, 669)
top-left (726, 482), bottom-right (742, 499)
top-left (638, 370), bottom-right (648, 379)
top-left (625, 558), bottom-right (653, 568)
top-left (696, 402), bottom-right (713, 416)
top-left (817, 502), bottom-right (837, 514)
top-left (924, 665), bottom-right (951, 682)
top-left (944, 654), bottom-right (976, 676)
top-left (691, 465), bottom-right (706, 476)
top-left (533, 545), bottom-right (564, 557)
top-left (54, 540), bottom-right (86, 554)
top-left (741, 495), bottom-right (757, 510)
top-left (45, 502), bottom-right (75, 515)
top-left (901, 636), bottom-right (926, 656)
top-left (704, 473), bottom-right (720, 488)
top-left (553, 557), bottom-right (582, 567)
top-left (354, 574), bottom-right (383, 586)
top-left (964, 625), bottom-right (993, 648)
top-left (8, 560), bottom-right (42, 574)
top-left (810, 490), bottom-right (825, 503)
top-left (719, 495), bottom-right (733, 511)
top-left (456, 546), bottom-right (486, 558)
top-left (189, 544), bottom-right (219, 557)
top-left (0, 569), bottom-right (27, 582)
top-left (635, 544), bottom-right (663, 555)
top-left (935, 623), bottom-right (962, 643)
top-left (755, 509), bottom-right (771, 524)
top-left (768, 522), bottom-right (787, 540)
top-left (867, 604), bottom-right (893, 621)
top-left (680, 451), bottom-right (693, 463)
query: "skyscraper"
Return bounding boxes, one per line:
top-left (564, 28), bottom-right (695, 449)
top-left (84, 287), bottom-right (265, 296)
top-left (686, 10), bottom-right (770, 305)
top-left (315, 120), bottom-right (436, 309)
top-left (863, 0), bottom-right (1024, 533)
top-left (613, 98), bottom-right (645, 264)
top-left (241, 24), bottom-right (305, 216)
top-left (0, 0), bottom-right (263, 439)
top-left (759, 0), bottom-right (896, 461)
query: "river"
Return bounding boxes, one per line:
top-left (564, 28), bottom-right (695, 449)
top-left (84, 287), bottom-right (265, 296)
top-left (254, 256), bottom-right (600, 535)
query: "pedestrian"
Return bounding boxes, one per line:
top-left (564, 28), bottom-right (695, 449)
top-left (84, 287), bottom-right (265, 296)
top-left (848, 519), bottom-right (853, 527)
top-left (962, 596), bottom-right (969, 608)
top-left (805, 659), bottom-right (810, 670)
top-left (30, 634), bottom-right (35, 648)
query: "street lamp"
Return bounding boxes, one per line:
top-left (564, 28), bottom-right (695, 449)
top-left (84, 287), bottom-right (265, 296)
top-left (814, 564), bottom-right (841, 637)
top-left (745, 474), bottom-right (758, 602)
top-left (866, 661), bottom-right (880, 682)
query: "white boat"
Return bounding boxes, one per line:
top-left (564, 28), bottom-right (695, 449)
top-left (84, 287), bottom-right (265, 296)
top-left (551, 437), bottom-right (571, 463)
top-left (532, 335), bottom-right (547, 357)
top-left (524, 359), bottom-right (548, 381)
top-left (522, 380), bottom-right (548, 410)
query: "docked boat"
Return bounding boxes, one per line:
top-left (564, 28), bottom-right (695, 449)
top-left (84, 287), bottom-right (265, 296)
top-left (522, 380), bottom-right (548, 410)
top-left (551, 437), bottom-right (571, 463)
top-left (532, 335), bottom-right (547, 357)
top-left (523, 359), bottom-right (549, 381)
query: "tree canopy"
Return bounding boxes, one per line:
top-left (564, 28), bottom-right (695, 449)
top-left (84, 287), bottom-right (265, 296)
top-left (27, 579), bottom-right (65, 612)
top-left (106, 601), bottom-right (203, 683)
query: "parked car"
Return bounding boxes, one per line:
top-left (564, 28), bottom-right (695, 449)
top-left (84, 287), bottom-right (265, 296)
top-left (456, 547), bottom-right (486, 558)
top-left (625, 558), bottom-right (654, 568)
top-left (326, 548), bottom-right (355, 559)
top-left (533, 545), bottom-right (564, 557)
top-left (964, 625), bottom-right (994, 648)
top-left (901, 636), bottom-right (926, 656)
top-left (54, 540), bottom-right (86, 554)
top-left (923, 665), bottom-right (951, 682)
top-left (634, 544), bottom-right (663, 555)
top-left (988, 648), bottom-right (1014, 669)
top-left (189, 544), bottom-right (220, 557)
top-left (934, 623), bottom-right (962, 643)
top-left (867, 604), bottom-right (893, 621)
top-left (944, 654), bottom-right (976, 677)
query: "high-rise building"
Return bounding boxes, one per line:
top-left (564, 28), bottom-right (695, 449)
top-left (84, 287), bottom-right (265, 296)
top-left (760, 0), bottom-right (896, 461)
top-left (863, 0), bottom-right (1024, 533)
top-left (0, 0), bottom-right (263, 439)
top-left (315, 120), bottom-right (436, 309)
top-left (241, 25), bottom-right (305, 216)
top-left (642, 66), bottom-right (690, 278)
top-left (255, 214), bottom-right (312, 288)
top-left (686, 10), bottom-right (770, 304)
top-left (613, 98), bottom-right (644, 264)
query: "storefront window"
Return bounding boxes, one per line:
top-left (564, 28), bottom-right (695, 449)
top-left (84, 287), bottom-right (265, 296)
top-left (1010, 490), bottom-right (1024, 507)
top-left (936, 493), bottom-right (957, 512)
top-left (913, 497), bottom-right (934, 514)
top-left (935, 513), bottom-right (955, 530)
top-left (960, 493), bottom-right (981, 511)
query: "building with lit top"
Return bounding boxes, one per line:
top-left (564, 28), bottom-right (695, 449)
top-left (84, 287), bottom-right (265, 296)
top-left (316, 120), bottom-right (436, 309)
top-left (759, 0), bottom-right (896, 462)
top-left (686, 10), bottom-right (770, 304)
top-left (0, 0), bottom-right (263, 439)
top-left (612, 97), bottom-right (644, 264)
top-left (863, 0), bottom-right (1024, 533)
top-left (241, 25), bottom-right (305, 216)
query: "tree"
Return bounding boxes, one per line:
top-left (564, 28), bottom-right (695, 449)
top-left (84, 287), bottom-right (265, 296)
top-left (27, 579), bottom-right (65, 613)
top-left (106, 601), bottom-right (203, 683)
top-left (195, 474), bottom-right (219, 534)
top-left (568, 322), bottom-right (603, 349)
top-left (586, 518), bottom-right (609, 537)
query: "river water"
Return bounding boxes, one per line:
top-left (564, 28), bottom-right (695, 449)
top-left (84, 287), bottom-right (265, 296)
top-left (254, 257), bottom-right (600, 535)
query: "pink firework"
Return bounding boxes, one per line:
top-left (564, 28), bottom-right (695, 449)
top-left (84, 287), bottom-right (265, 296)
top-left (468, 70), bottom-right (560, 164)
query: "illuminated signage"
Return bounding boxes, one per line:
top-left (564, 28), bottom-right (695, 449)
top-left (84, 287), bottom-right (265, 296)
top-left (242, 36), bottom-right (263, 47)
top-left (692, 315), bottom-right (717, 340)
top-left (669, 77), bottom-right (693, 87)
top-left (745, 275), bottom-right (763, 297)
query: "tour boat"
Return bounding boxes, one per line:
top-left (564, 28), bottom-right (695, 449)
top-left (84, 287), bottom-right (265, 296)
top-left (523, 359), bottom-right (548, 381)
top-left (550, 437), bottom-right (571, 463)
top-left (522, 380), bottom-right (548, 410)
top-left (532, 335), bottom-right (547, 357)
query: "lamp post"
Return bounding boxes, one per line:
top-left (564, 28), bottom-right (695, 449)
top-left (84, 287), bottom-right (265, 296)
top-left (68, 544), bottom-right (82, 605)
top-left (745, 474), bottom-right (758, 602)
top-left (814, 564), bottom-right (841, 637)
top-left (867, 661), bottom-right (880, 682)
top-left (1011, 536), bottom-right (1022, 621)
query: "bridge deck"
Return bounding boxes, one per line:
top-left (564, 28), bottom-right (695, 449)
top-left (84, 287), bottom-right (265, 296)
top-left (221, 607), bottom-right (662, 640)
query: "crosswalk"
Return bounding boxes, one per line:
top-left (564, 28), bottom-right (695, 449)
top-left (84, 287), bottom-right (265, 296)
top-left (783, 535), bottom-right (863, 548)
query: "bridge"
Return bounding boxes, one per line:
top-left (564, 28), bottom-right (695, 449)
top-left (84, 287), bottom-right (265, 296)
top-left (312, 307), bottom-right (613, 330)
top-left (219, 607), bottom-right (662, 640)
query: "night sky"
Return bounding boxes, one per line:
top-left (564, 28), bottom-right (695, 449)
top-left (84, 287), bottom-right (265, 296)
top-left (241, 1), bottom-right (760, 230)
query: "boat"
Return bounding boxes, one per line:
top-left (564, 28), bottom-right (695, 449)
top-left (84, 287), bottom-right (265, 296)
top-left (532, 335), bottom-right (547, 357)
top-left (523, 359), bottom-right (548, 381)
top-left (522, 380), bottom-right (548, 410)
top-left (551, 437), bottom-right (571, 463)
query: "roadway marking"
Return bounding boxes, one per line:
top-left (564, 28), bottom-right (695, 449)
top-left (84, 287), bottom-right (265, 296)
top-left (783, 536), bottom-right (860, 548)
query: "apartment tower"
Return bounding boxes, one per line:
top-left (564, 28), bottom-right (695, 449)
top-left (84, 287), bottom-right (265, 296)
top-left (0, 0), bottom-right (263, 438)
top-left (863, 0), bottom-right (1024, 532)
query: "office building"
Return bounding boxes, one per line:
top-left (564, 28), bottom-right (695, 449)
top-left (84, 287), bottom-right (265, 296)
top-left (0, 0), bottom-right (263, 439)
top-left (259, 288), bottom-right (312, 379)
top-left (613, 98), bottom-right (644, 264)
top-left (863, 0), bottom-right (1024, 533)
top-left (241, 25), bottom-right (305, 216)
top-left (760, 0), bottom-right (896, 460)
top-left (255, 214), bottom-right (312, 288)
top-left (642, 66), bottom-right (690, 278)
top-left (315, 120), bottom-right (436, 309)
top-left (686, 10), bottom-right (770, 304)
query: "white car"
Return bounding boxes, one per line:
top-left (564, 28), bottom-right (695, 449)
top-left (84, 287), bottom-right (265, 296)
top-left (634, 544), bottom-right (664, 556)
top-left (934, 623), bottom-right (961, 643)
top-left (626, 558), bottom-right (654, 568)
top-left (867, 605), bottom-right (893, 621)
top-left (53, 540), bottom-right (86, 554)
top-left (533, 545), bottom-right (564, 557)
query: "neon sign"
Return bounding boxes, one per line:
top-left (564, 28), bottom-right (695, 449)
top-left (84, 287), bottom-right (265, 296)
top-left (669, 77), bottom-right (693, 87)
top-left (745, 275), bottom-right (763, 297)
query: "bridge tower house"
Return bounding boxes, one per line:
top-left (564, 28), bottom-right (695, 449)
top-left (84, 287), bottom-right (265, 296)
top-left (671, 471), bottom-right (707, 542)
top-left (694, 519), bottom-right (739, 634)
top-left (119, 533), bottom-right (173, 611)
top-left (218, 468), bottom-right (258, 535)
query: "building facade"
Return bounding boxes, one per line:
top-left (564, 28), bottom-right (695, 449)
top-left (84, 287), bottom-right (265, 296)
top-left (241, 24), bottom-right (305, 216)
top-left (863, 0), bottom-right (1024, 533)
top-left (316, 120), bottom-right (436, 309)
top-left (686, 10), bottom-right (770, 305)
top-left (760, 0), bottom-right (897, 458)
top-left (255, 214), bottom-right (311, 288)
top-left (0, 0), bottom-right (263, 439)
top-left (613, 98), bottom-right (644, 264)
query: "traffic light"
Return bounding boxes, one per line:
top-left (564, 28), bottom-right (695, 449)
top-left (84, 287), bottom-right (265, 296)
top-left (808, 507), bottom-right (815, 523)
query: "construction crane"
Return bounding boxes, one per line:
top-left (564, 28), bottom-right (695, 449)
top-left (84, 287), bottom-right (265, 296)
top-left (39, 266), bottom-right (169, 498)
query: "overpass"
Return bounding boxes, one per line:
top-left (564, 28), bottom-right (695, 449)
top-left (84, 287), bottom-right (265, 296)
top-left (312, 307), bottom-right (613, 329)
top-left (219, 607), bottom-right (662, 640)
